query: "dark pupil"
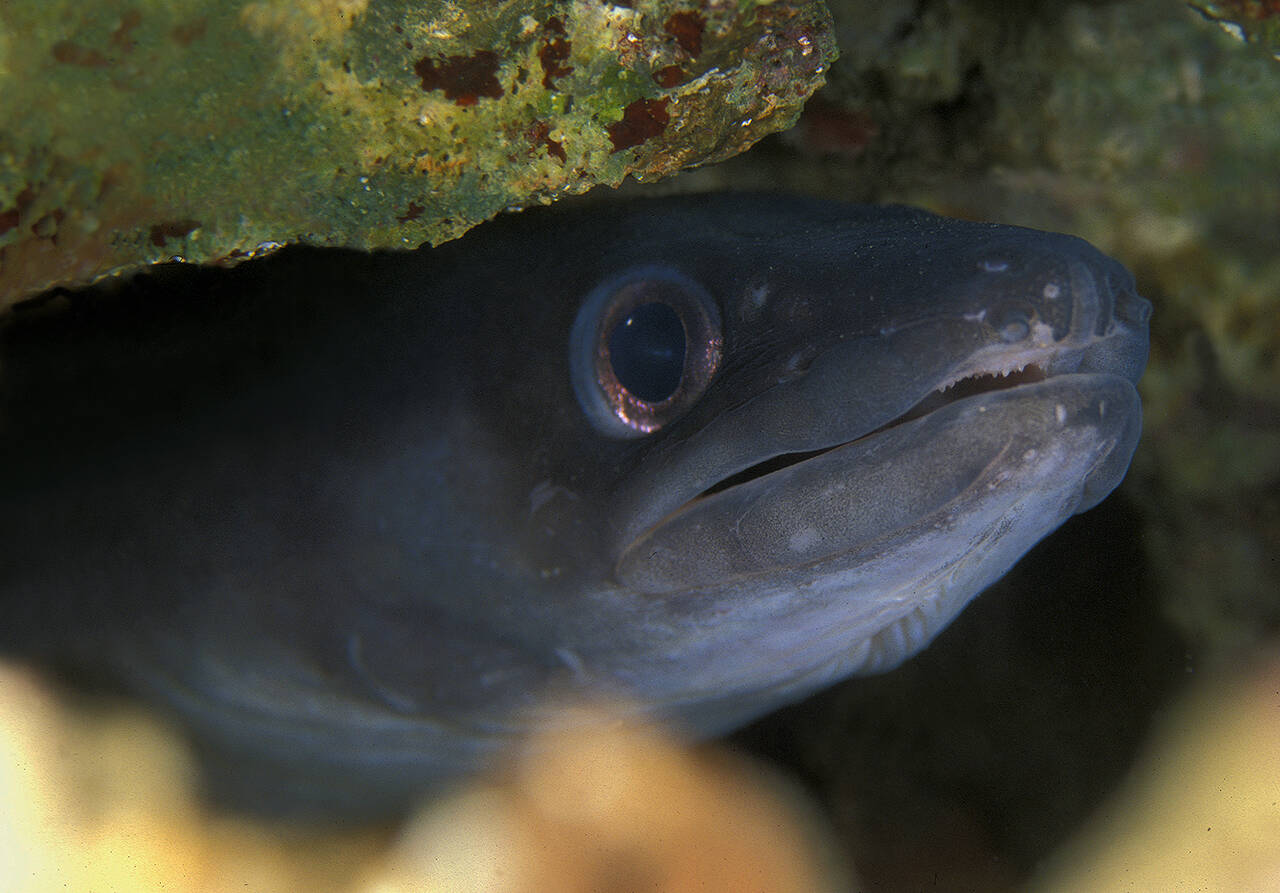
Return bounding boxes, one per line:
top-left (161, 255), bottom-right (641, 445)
top-left (607, 302), bottom-right (686, 403)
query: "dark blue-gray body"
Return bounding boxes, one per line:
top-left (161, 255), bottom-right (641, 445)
top-left (0, 195), bottom-right (1150, 816)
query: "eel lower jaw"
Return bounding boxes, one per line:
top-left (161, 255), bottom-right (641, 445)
top-left (696, 362), bottom-right (1050, 500)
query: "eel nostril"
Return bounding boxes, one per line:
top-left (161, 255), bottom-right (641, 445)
top-left (1067, 260), bottom-right (1105, 339)
top-left (998, 311), bottom-right (1031, 343)
top-left (1117, 290), bottom-right (1153, 326)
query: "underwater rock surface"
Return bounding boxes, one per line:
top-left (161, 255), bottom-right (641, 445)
top-left (0, 0), bottom-right (835, 306)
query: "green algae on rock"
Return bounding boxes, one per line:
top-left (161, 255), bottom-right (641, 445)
top-left (0, 0), bottom-right (835, 307)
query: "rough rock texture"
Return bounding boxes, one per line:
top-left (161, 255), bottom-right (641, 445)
top-left (0, 0), bottom-right (835, 306)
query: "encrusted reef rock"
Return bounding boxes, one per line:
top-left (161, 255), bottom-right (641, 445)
top-left (0, 0), bottom-right (835, 307)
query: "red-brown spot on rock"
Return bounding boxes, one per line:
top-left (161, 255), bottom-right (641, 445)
top-left (1, 185), bottom-right (36, 234)
top-left (31, 209), bottom-right (65, 240)
top-left (171, 18), bottom-right (207, 46)
top-left (414, 50), bottom-right (503, 107)
top-left (51, 41), bottom-right (110, 68)
top-left (528, 121), bottom-right (567, 162)
top-left (664, 11), bottom-right (705, 56)
top-left (608, 98), bottom-right (670, 152)
top-left (396, 201), bottom-right (424, 223)
top-left (539, 17), bottom-right (574, 89)
top-left (653, 65), bottom-right (685, 88)
top-left (111, 9), bottom-right (143, 52)
top-left (149, 219), bottom-right (201, 248)
top-left (0, 184), bottom-right (33, 235)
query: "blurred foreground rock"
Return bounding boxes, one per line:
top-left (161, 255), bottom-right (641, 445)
top-left (0, 662), bottom-right (847, 893)
top-left (8, 645), bottom-right (1280, 891)
top-left (1033, 650), bottom-right (1280, 893)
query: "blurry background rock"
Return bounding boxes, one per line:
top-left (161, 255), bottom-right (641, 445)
top-left (363, 708), bottom-right (849, 892)
top-left (0, 662), bottom-right (849, 893)
top-left (0, 0), bottom-right (835, 305)
top-left (0, 662), bottom-right (389, 893)
top-left (1031, 650), bottom-right (1280, 893)
top-left (5, 0), bottom-right (1280, 890)
top-left (7, 650), bottom-right (1280, 892)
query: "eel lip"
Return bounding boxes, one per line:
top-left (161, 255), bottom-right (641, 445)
top-left (695, 362), bottom-right (1050, 501)
top-left (615, 371), bottom-right (1141, 595)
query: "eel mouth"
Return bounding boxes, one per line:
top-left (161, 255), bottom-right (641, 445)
top-left (698, 363), bottom-right (1049, 500)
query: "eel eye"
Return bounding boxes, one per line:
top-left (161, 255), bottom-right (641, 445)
top-left (570, 265), bottom-right (722, 437)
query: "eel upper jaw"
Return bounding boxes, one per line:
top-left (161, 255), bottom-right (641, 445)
top-left (613, 355), bottom-right (1140, 598)
top-left (615, 255), bottom-right (1149, 559)
top-left (686, 267), bottom-right (1149, 507)
top-left (693, 347), bottom-right (1062, 504)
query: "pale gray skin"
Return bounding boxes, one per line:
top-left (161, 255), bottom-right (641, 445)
top-left (0, 194), bottom-right (1150, 816)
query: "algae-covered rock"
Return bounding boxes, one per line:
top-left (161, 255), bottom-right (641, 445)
top-left (0, 0), bottom-right (835, 307)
